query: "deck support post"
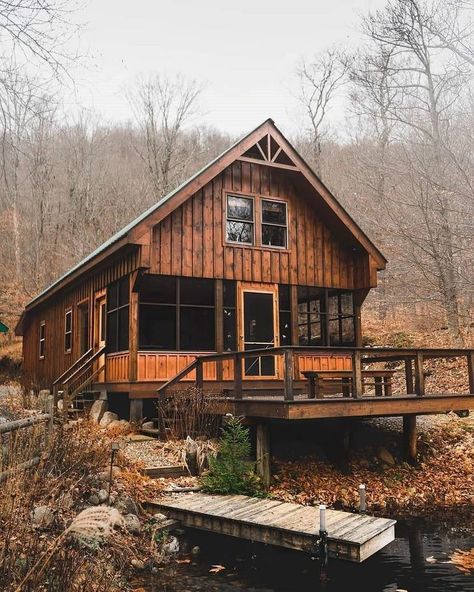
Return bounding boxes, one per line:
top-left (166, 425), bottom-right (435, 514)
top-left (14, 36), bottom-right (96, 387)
top-left (414, 353), bottom-right (425, 396)
top-left (256, 423), bottom-right (271, 489)
top-left (196, 360), bottom-right (203, 390)
top-left (405, 358), bottom-right (414, 394)
top-left (129, 398), bottom-right (143, 423)
top-left (467, 351), bottom-right (474, 394)
top-left (403, 414), bottom-right (417, 464)
top-left (234, 353), bottom-right (243, 399)
top-left (352, 351), bottom-right (363, 398)
top-left (283, 349), bottom-right (294, 401)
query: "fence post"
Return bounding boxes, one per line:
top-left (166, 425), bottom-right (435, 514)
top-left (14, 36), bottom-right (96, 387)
top-left (405, 358), bottom-right (414, 394)
top-left (352, 351), bottom-right (363, 398)
top-left (283, 349), bottom-right (294, 401)
top-left (414, 352), bottom-right (425, 396)
top-left (234, 353), bottom-right (243, 399)
top-left (467, 351), bottom-right (474, 395)
top-left (46, 395), bottom-right (54, 442)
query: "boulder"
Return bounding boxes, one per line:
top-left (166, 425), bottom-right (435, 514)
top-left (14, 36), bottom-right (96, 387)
top-left (163, 535), bottom-right (180, 554)
top-left (124, 513), bottom-right (141, 534)
top-left (57, 399), bottom-right (64, 412)
top-left (131, 559), bottom-right (145, 571)
top-left (142, 421), bottom-right (155, 430)
top-left (114, 494), bottom-right (138, 516)
top-left (90, 399), bottom-right (107, 424)
top-left (152, 512), bottom-right (168, 523)
top-left (378, 446), bottom-right (396, 466)
top-left (88, 493), bottom-right (100, 506)
top-left (99, 411), bottom-right (118, 427)
top-left (107, 419), bottom-right (130, 432)
top-left (97, 489), bottom-right (109, 504)
top-left (31, 505), bottom-right (54, 529)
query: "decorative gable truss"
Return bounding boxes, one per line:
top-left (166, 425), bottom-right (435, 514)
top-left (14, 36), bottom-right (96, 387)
top-left (240, 133), bottom-right (298, 169)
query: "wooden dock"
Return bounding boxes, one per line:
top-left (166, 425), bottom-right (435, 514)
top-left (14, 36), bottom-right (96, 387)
top-left (147, 493), bottom-right (396, 563)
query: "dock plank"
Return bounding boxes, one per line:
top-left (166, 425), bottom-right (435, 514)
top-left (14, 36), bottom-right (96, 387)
top-left (147, 494), bottom-right (396, 563)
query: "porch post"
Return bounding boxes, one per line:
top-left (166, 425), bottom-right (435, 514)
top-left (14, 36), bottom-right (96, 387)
top-left (405, 358), bottom-right (414, 394)
top-left (215, 280), bottom-right (224, 381)
top-left (256, 423), bottom-right (271, 489)
top-left (414, 352), bottom-right (425, 396)
top-left (129, 398), bottom-right (143, 423)
top-left (352, 350), bottom-right (363, 398)
top-left (403, 414), bottom-right (417, 464)
top-left (283, 349), bottom-right (294, 401)
top-left (129, 278), bottom-right (139, 383)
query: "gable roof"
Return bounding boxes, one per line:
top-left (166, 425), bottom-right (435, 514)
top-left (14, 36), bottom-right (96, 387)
top-left (23, 118), bottom-right (386, 313)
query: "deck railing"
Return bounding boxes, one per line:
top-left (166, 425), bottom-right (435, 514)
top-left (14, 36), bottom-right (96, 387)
top-left (157, 346), bottom-right (474, 401)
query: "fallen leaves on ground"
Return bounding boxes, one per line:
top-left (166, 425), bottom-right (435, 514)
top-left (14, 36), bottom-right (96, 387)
top-left (270, 417), bottom-right (473, 522)
top-left (450, 549), bottom-right (474, 574)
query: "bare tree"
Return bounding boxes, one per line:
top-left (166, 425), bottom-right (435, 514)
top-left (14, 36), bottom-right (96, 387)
top-left (360, 0), bottom-right (474, 344)
top-left (296, 48), bottom-right (350, 176)
top-left (128, 74), bottom-right (202, 197)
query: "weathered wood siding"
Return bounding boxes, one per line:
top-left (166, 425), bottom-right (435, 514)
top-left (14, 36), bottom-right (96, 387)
top-left (22, 249), bottom-right (140, 389)
top-left (150, 162), bottom-right (375, 289)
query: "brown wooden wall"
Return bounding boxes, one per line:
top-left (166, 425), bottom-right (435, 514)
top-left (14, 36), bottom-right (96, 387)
top-left (150, 161), bottom-right (376, 289)
top-left (22, 249), bottom-right (140, 389)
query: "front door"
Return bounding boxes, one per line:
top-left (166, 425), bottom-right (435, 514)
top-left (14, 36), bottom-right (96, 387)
top-left (239, 284), bottom-right (278, 378)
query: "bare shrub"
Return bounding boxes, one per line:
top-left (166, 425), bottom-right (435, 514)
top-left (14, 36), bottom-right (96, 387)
top-left (156, 386), bottom-right (220, 440)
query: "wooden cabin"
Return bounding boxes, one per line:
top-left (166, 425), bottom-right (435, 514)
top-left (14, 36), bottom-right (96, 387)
top-left (16, 119), bottom-right (473, 438)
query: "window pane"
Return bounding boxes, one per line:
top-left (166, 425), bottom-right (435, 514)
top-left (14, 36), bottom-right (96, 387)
top-left (279, 311), bottom-right (291, 345)
top-left (180, 307), bottom-right (215, 351)
top-left (140, 275), bottom-right (176, 304)
top-left (224, 308), bottom-right (236, 351)
top-left (278, 284), bottom-right (291, 311)
top-left (340, 292), bottom-right (354, 315)
top-left (139, 304), bottom-right (176, 350)
top-left (118, 307), bottom-right (129, 351)
top-left (227, 195), bottom-right (253, 221)
top-left (223, 280), bottom-right (236, 308)
top-left (119, 277), bottom-right (130, 306)
top-left (107, 310), bottom-right (118, 353)
top-left (298, 321), bottom-right (309, 345)
top-left (40, 323), bottom-right (45, 340)
top-left (328, 294), bottom-right (339, 318)
top-left (309, 321), bottom-right (322, 345)
top-left (65, 311), bottom-right (72, 333)
top-left (180, 278), bottom-right (214, 306)
top-left (262, 200), bottom-right (286, 225)
top-left (328, 319), bottom-right (340, 345)
top-left (226, 221), bottom-right (253, 244)
top-left (262, 224), bottom-right (286, 247)
top-left (107, 283), bottom-right (118, 310)
top-left (341, 317), bottom-right (355, 345)
top-left (65, 332), bottom-right (71, 352)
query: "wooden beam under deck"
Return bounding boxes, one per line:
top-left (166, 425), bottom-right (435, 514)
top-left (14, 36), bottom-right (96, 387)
top-left (209, 394), bottom-right (473, 420)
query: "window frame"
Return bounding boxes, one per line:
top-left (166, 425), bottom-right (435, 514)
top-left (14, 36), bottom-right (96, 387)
top-left (225, 193), bottom-right (255, 246)
top-left (261, 198), bottom-right (288, 249)
top-left (64, 308), bottom-right (72, 354)
top-left (106, 278), bottom-right (129, 354)
top-left (39, 320), bottom-right (46, 360)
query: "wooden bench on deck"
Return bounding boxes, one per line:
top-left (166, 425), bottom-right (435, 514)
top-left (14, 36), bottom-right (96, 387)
top-left (302, 370), bottom-right (396, 399)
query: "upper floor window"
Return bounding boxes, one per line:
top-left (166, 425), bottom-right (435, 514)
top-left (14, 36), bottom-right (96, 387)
top-left (64, 309), bottom-right (72, 353)
top-left (39, 321), bottom-right (46, 359)
top-left (226, 195), bottom-right (254, 245)
top-left (262, 200), bottom-right (287, 248)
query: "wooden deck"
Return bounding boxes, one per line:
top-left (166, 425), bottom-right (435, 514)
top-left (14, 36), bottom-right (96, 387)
top-left (146, 493), bottom-right (396, 563)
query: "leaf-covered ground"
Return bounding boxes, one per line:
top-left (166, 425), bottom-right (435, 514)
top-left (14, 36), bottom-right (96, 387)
top-left (270, 414), bottom-right (473, 526)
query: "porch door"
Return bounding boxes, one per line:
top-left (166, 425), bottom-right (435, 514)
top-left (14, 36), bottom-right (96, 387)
top-left (239, 284), bottom-right (279, 378)
top-left (94, 292), bottom-right (106, 382)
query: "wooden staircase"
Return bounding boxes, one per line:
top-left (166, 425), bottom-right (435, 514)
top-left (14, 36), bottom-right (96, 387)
top-left (52, 346), bottom-right (106, 416)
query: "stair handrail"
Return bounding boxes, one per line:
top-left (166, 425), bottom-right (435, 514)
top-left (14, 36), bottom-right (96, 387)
top-left (52, 347), bottom-right (94, 387)
top-left (61, 346), bottom-right (106, 389)
top-left (157, 357), bottom-right (200, 395)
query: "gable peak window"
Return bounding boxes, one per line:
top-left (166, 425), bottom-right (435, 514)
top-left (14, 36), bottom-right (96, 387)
top-left (261, 199), bottom-right (287, 248)
top-left (226, 194), bottom-right (254, 245)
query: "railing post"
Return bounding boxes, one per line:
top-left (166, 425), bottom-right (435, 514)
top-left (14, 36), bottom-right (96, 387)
top-left (196, 359), bottom-right (203, 390)
top-left (414, 352), bottom-right (425, 396)
top-left (405, 358), bottom-right (414, 394)
top-left (283, 349), bottom-right (294, 401)
top-left (234, 353), bottom-right (242, 399)
top-left (467, 351), bottom-right (474, 395)
top-left (352, 350), bottom-right (363, 399)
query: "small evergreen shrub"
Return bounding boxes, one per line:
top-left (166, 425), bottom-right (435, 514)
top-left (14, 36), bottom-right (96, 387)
top-left (201, 416), bottom-right (262, 496)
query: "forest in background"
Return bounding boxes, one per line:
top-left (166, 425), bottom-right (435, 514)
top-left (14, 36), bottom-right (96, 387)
top-left (0, 0), bottom-right (473, 348)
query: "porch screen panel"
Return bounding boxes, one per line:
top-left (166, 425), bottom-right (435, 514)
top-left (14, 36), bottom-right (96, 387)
top-left (106, 277), bottom-right (129, 353)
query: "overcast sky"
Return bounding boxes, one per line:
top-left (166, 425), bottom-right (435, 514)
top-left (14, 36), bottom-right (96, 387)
top-left (65, 0), bottom-right (386, 136)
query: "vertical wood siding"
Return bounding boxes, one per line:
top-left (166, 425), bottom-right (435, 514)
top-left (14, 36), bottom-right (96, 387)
top-left (150, 163), bottom-right (374, 289)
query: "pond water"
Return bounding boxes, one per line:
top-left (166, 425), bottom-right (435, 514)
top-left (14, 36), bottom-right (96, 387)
top-left (137, 521), bottom-right (473, 592)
